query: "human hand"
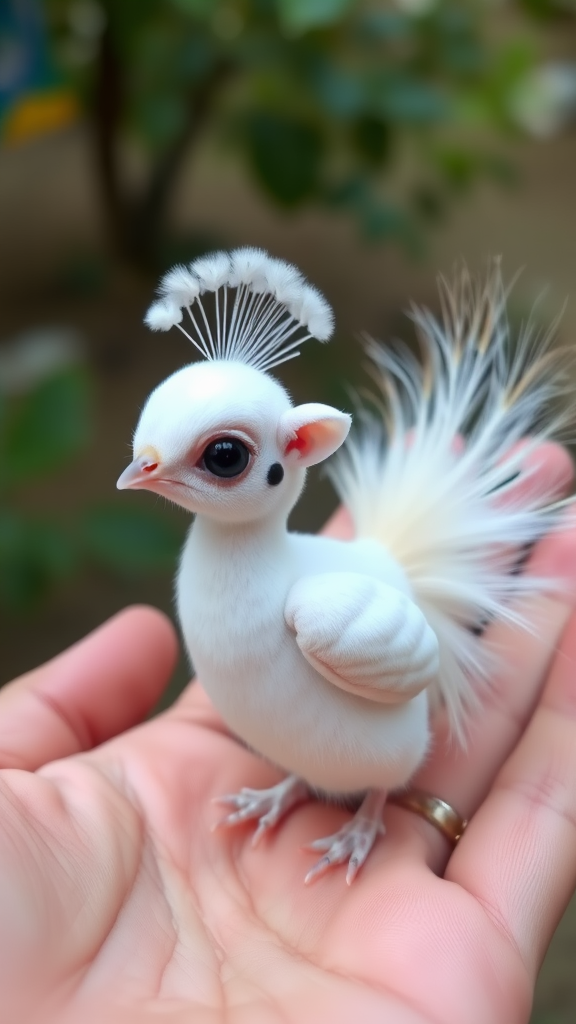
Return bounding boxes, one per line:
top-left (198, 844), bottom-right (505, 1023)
top-left (2, 446), bottom-right (576, 1024)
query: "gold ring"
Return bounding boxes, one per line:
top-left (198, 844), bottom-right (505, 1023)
top-left (388, 789), bottom-right (467, 845)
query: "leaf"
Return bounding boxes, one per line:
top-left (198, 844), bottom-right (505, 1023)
top-left (244, 112), bottom-right (324, 205)
top-left (489, 40), bottom-right (537, 100)
top-left (355, 11), bottom-right (412, 40)
top-left (0, 549), bottom-right (49, 610)
top-left (306, 57), bottom-right (366, 118)
top-left (519, 0), bottom-right (563, 17)
top-left (323, 174), bottom-right (420, 252)
top-left (438, 35), bottom-right (486, 78)
top-left (360, 201), bottom-right (412, 242)
top-left (31, 520), bottom-right (78, 578)
top-left (104, 0), bottom-right (164, 49)
top-left (376, 77), bottom-right (451, 124)
top-left (81, 504), bottom-right (184, 573)
top-left (434, 146), bottom-right (479, 190)
top-left (323, 173), bottom-right (368, 208)
top-left (1, 369), bottom-right (92, 487)
top-left (0, 512), bottom-right (77, 610)
top-left (167, 0), bottom-right (215, 18)
top-left (359, 192), bottom-right (422, 253)
top-left (178, 34), bottom-right (218, 81)
top-left (352, 116), bottom-right (392, 166)
top-left (132, 93), bottom-right (188, 148)
top-left (277, 0), bottom-right (354, 33)
top-left (135, 23), bottom-right (217, 90)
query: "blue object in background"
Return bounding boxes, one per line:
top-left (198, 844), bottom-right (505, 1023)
top-left (0, 0), bottom-right (48, 109)
top-left (0, 0), bottom-right (77, 143)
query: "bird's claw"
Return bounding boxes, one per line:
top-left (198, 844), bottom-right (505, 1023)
top-left (304, 814), bottom-right (385, 886)
top-left (212, 776), bottom-right (309, 845)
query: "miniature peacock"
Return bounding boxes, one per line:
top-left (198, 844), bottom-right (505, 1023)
top-left (117, 249), bottom-right (571, 884)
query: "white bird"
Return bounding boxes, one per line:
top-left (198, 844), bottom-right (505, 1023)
top-left (117, 248), bottom-right (572, 884)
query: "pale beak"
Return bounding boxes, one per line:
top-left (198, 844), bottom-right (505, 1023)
top-left (116, 455), bottom-right (160, 490)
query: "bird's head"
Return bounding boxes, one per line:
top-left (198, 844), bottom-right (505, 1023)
top-left (117, 248), bottom-right (351, 524)
top-left (117, 359), bottom-right (350, 524)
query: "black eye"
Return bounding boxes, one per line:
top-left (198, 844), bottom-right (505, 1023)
top-left (202, 437), bottom-right (250, 479)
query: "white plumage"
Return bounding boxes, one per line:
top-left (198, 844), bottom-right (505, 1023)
top-left (331, 264), bottom-right (572, 739)
top-left (144, 246), bottom-right (334, 366)
top-left (118, 249), bottom-right (573, 884)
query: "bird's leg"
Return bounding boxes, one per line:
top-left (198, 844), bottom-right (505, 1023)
top-left (303, 789), bottom-right (387, 886)
top-left (214, 774), bottom-right (310, 846)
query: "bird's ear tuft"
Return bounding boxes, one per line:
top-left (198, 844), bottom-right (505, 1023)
top-left (278, 404), bottom-right (351, 468)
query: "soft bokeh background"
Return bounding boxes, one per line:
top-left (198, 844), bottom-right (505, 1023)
top-left (1, 2), bottom-right (575, 1019)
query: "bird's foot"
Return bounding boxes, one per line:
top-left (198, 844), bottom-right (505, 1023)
top-left (214, 774), bottom-right (309, 846)
top-left (303, 789), bottom-right (387, 886)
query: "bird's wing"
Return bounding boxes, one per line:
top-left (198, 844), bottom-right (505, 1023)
top-left (284, 572), bottom-right (439, 704)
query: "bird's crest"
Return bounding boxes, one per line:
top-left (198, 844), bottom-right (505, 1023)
top-left (145, 248), bottom-right (334, 373)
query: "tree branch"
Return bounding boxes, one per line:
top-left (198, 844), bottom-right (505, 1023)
top-left (92, 22), bottom-right (126, 255)
top-left (131, 59), bottom-right (234, 263)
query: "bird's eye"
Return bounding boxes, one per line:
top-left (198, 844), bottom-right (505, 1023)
top-left (202, 437), bottom-right (250, 479)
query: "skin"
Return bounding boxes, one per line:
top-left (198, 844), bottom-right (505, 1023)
top-left (2, 445), bottom-right (576, 1024)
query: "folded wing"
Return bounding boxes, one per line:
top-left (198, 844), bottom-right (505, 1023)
top-left (285, 572), bottom-right (439, 705)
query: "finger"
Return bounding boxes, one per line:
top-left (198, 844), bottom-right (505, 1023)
top-left (448, 606), bottom-right (576, 980)
top-left (322, 505), bottom-right (354, 540)
top-left (0, 606), bottom-right (178, 770)
top-left (499, 440), bottom-right (574, 505)
top-left (387, 443), bottom-right (576, 864)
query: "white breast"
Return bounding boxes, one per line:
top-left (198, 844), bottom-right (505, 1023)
top-left (177, 519), bottom-right (430, 794)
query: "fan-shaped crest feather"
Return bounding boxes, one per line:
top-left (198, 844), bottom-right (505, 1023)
top-left (330, 260), bottom-right (574, 739)
top-left (144, 247), bottom-right (334, 372)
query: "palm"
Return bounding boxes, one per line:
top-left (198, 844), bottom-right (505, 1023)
top-left (0, 685), bottom-right (527, 1024)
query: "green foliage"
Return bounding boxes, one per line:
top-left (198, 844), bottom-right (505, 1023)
top-left (0, 367), bottom-right (184, 612)
top-left (0, 510), bottom-right (76, 608)
top-left (277, 0), bottom-right (356, 33)
top-left (44, 0), bottom-right (575, 262)
top-left (0, 368), bottom-right (91, 485)
top-left (245, 111), bottom-right (324, 204)
top-left (81, 504), bottom-right (182, 573)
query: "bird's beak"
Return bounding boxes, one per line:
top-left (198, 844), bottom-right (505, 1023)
top-left (116, 454), bottom-right (160, 490)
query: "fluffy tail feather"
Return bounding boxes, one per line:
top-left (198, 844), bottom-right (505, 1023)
top-left (329, 261), bottom-right (574, 738)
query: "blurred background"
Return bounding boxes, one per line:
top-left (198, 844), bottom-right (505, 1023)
top-left (0, 1), bottom-right (575, 1018)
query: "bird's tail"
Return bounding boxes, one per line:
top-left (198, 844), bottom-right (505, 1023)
top-left (329, 261), bottom-right (574, 738)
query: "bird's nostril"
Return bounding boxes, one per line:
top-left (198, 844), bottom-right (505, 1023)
top-left (143, 463), bottom-right (158, 473)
